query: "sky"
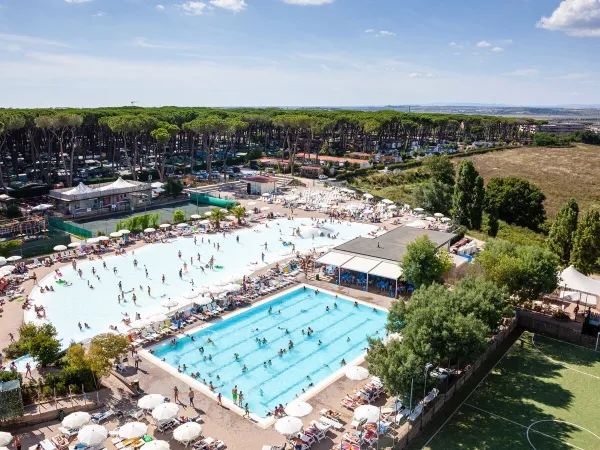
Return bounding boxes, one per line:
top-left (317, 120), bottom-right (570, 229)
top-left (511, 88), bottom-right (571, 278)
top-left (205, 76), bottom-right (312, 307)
top-left (0, 0), bottom-right (600, 107)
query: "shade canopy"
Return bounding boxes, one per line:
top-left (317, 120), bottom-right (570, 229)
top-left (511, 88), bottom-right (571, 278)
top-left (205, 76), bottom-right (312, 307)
top-left (144, 228), bottom-right (156, 233)
top-left (559, 265), bottom-right (600, 296)
top-left (150, 313), bottom-right (168, 323)
top-left (97, 236), bottom-right (109, 240)
top-left (345, 366), bottom-right (369, 381)
top-left (6, 255), bottom-right (22, 262)
top-left (152, 403), bottom-right (179, 422)
top-left (68, 242), bottom-right (82, 248)
top-left (138, 393), bottom-right (165, 410)
top-left (161, 298), bottom-right (179, 308)
top-left (77, 425), bottom-right (108, 446)
top-left (120, 229), bottom-right (131, 235)
top-left (414, 207), bottom-right (425, 212)
top-left (284, 401), bottom-right (313, 418)
top-left (159, 224), bottom-right (171, 228)
top-left (129, 319), bottom-right (151, 329)
top-left (381, 199), bottom-right (394, 205)
top-left (315, 251), bottom-right (354, 267)
top-left (354, 405), bottom-right (380, 423)
top-left (87, 238), bottom-right (100, 244)
top-left (110, 232), bottom-right (123, 238)
top-left (368, 262), bottom-right (403, 280)
top-left (118, 422), bottom-right (148, 439)
top-left (341, 256), bottom-right (380, 274)
top-left (190, 214), bottom-right (201, 220)
top-left (363, 193), bottom-right (374, 199)
top-left (54, 245), bottom-right (68, 251)
top-left (62, 411), bottom-right (91, 428)
top-left (176, 223), bottom-right (190, 228)
top-left (434, 212), bottom-right (444, 218)
top-left (183, 290), bottom-right (200, 299)
top-left (173, 422), bottom-right (203, 443)
top-left (275, 416), bottom-right (303, 435)
top-left (142, 441), bottom-right (170, 450)
top-left (0, 432), bottom-right (12, 446)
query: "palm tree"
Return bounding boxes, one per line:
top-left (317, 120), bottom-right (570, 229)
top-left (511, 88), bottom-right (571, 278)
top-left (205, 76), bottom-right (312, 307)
top-left (208, 207), bottom-right (227, 229)
top-left (231, 205), bottom-right (246, 225)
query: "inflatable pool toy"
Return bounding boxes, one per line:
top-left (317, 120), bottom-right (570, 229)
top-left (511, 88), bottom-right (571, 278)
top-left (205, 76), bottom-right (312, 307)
top-left (214, 265), bottom-right (224, 269)
top-left (56, 280), bottom-right (66, 285)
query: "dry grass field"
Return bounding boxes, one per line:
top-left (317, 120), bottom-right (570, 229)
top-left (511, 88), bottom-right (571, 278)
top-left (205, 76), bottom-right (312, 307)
top-left (462, 144), bottom-right (600, 218)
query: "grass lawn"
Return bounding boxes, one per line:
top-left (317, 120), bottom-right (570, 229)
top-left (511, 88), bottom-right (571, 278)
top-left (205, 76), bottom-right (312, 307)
top-left (463, 144), bottom-right (600, 219)
top-left (412, 331), bottom-right (600, 449)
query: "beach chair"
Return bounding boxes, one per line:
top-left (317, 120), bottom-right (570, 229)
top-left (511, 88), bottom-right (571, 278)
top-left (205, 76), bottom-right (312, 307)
top-left (319, 416), bottom-right (344, 430)
top-left (91, 409), bottom-right (116, 423)
top-left (58, 428), bottom-right (79, 439)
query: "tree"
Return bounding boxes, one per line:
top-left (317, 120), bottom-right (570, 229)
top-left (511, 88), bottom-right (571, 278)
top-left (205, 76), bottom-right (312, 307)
top-left (18, 323), bottom-right (61, 367)
top-left (164, 178), bottom-right (183, 196)
top-left (487, 209), bottom-right (499, 238)
top-left (231, 205), bottom-right (246, 225)
top-left (451, 276), bottom-right (510, 331)
top-left (150, 127), bottom-right (172, 182)
top-left (570, 209), bottom-right (600, 275)
top-left (172, 209), bottom-right (185, 223)
top-left (401, 236), bottom-right (452, 288)
top-left (6, 204), bottom-right (22, 219)
top-left (485, 177), bottom-right (546, 230)
top-left (412, 180), bottom-right (453, 215)
top-left (65, 344), bottom-right (90, 371)
top-left (422, 155), bottom-right (455, 185)
top-left (548, 199), bottom-right (579, 265)
top-left (452, 160), bottom-right (484, 229)
top-left (0, 240), bottom-right (22, 257)
top-left (86, 333), bottom-right (130, 378)
top-left (477, 239), bottom-right (559, 300)
top-left (0, 113), bottom-right (26, 192)
top-left (208, 207), bottom-right (227, 229)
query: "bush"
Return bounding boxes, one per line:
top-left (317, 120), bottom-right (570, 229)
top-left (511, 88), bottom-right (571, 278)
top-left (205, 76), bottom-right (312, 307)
top-left (172, 209), bottom-right (185, 223)
top-left (6, 204), bottom-right (22, 218)
top-left (553, 310), bottom-right (570, 321)
top-left (3, 340), bottom-right (26, 359)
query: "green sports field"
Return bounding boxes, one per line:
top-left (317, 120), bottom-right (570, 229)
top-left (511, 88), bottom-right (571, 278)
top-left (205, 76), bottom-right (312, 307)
top-left (416, 331), bottom-right (600, 450)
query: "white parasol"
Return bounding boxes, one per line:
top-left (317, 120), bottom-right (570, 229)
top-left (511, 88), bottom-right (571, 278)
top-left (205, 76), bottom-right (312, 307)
top-left (173, 422), bottom-right (203, 443)
top-left (345, 366), bottom-right (369, 381)
top-left (53, 245), bottom-right (67, 251)
top-left (0, 433), bottom-right (11, 447)
top-left (183, 290), bottom-right (200, 299)
top-left (120, 229), bottom-right (131, 235)
top-left (138, 394), bottom-right (165, 410)
top-left (6, 255), bottom-right (22, 262)
top-left (142, 441), bottom-right (170, 450)
top-left (118, 422), bottom-right (148, 440)
top-left (87, 238), bottom-right (100, 244)
top-left (77, 425), bottom-right (108, 446)
top-left (144, 228), bottom-right (156, 233)
top-left (149, 313), bottom-right (168, 323)
top-left (161, 298), bottom-right (179, 309)
top-left (284, 401), bottom-right (313, 418)
top-left (434, 212), bottom-right (444, 218)
top-left (414, 207), bottom-right (425, 212)
top-left (159, 224), bottom-right (171, 229)
top-left (62, 411), bottom-right (91, 428)
top-left (176, 223), bottom-right (190, 228)
top-left (190, 214), bottom-right (201, 220)
top-left (260, 206), bottom-right (270, 211)
top-left (68, 242), bottom-right (82, 248)
top-left (110, 232), bottom-right (123, 238)
top-left (97, 236), bottom-right (109, 240)
top-left (129, 319), bottom-right (151, 329)
top-left (0, 257), bottom-right (6, 266)
top-left (152, 403), bottom-right (179, 422)
top-left (275, 417), bottom-right (303, 435)
top-left (353, 405), bottom-right (380, 423)
top-left (205, 211), bottom-right (212, 216)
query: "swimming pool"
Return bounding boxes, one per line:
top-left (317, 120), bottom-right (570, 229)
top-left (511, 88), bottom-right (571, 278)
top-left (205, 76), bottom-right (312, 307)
top-left (26, 219), bottom-right (377, 347)
top-left (150, 286), bottom-right (388, 418)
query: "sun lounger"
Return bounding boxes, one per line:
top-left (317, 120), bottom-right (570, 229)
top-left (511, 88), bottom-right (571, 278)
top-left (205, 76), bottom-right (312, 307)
top-left (319, 416), bottom-right (344, 430)
top-left (91, 409), bottom-right (116, 423)
top-left (58, 428), bottom-right (79, 438)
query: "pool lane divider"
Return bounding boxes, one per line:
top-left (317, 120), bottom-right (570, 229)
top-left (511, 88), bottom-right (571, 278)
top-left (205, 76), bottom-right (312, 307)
top-left (139, 283), bottom-right (388, 429)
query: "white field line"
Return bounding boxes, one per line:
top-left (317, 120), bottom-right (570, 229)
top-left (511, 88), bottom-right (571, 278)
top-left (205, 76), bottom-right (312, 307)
top-left (420, 331), bottom-right (519, 449)
top-left (465, 403), bottom-right (585, 450)
top-left (530, 333), bottom-right (600, 380)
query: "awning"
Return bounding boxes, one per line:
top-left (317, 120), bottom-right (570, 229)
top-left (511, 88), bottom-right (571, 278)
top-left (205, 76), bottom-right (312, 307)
top-left (559, 290), bottom-right (597, 307)
top-left (368, 262), bottom-right (403, 280)
top-left (559, 265), bottom-right (600, 296)
top-left (315, 251), bottom-right (354, 267)
top-left (341, 256), bottom-right (381, 273)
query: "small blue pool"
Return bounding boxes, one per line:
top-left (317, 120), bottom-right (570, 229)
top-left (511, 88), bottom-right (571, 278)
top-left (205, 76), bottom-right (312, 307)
top-left (152, 287), bottom-right (388, 418)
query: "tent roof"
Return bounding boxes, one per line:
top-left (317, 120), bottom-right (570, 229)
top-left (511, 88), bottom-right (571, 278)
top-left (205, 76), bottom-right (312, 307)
top-left (559, 265), bottom-right (600, 296)
top-left (368, 261), bottom-right (403, 280)
top-left (97, 177), bottom-right (135, 191)
top-left (341, 256), bottom-right (381, 273)
top-left (559, 290), bottom-right (597, 307)
top-left (64, 182), bottom-right (95, 195)
top-left (315, 251), bottom-right (354, 267)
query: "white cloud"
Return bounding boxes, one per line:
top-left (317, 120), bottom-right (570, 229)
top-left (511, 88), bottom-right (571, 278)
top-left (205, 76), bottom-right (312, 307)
top-left (449, 41), bottom-right (458, 47)
top-left (378, 30), bottom-right (396, 36)
top-left (0, 33), bottom-right (72, 48)
top-left (92, 11), bottom-right (105, 17)
top-left (177, 1), bottom-right (207, 15)
top-left (551, 72), bottom-right (592, 79)
top-left (64, 0), bottom-right (93, 3)
top-left (156, 4), bottom-right (165, 10)
top-left (537, 0), bottom-right (600, 37)
top-left (5, 44), bottom-right (21, 52)
top-left (284, 0), bottom-right (334, 5)
top-left (408, 72), bottom-right (432, 78)
top-left (210, 0), bottom-right (247, 12)
top-left (491, 46), bottom-right (504, 52)
top-left (503, 69), bottom-right (539, 77)
top-left (476, 40), bottom-right (492, 47)
top-left (365, 29), bottom-right (374, 33)
top-left (133, 37), bottom-right (193, 50)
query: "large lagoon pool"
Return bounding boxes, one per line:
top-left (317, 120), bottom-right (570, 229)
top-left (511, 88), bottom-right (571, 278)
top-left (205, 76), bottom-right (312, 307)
top-left (151, 286), bottom-right (388, 418)
top-left (26, 219), bottom-right (377, 347)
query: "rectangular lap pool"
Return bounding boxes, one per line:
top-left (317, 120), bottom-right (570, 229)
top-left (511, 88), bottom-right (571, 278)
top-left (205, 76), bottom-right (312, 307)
top-left (150, 286), bottom-right (388, 419)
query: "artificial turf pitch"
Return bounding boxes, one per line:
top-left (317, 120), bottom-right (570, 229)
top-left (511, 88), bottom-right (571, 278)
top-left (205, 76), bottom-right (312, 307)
top-left (416, 331), bottom-right (600, 449)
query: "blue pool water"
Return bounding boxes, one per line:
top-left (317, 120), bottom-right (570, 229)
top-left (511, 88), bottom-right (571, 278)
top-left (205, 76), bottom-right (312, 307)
top-left (152, 287), bottom-right (387, 417)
